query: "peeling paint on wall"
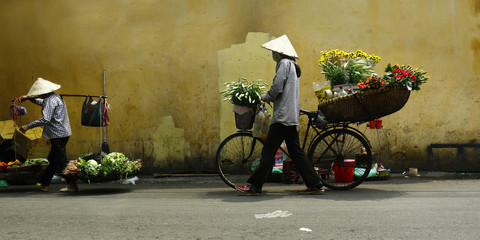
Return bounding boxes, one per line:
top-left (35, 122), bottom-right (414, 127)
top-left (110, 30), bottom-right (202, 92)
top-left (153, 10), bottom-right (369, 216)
top-left (153, 116), bottom-right (191, 173)
top-left (472, 38), bottom-right (480, 74)
top-left (218, 32), bottom-right (275, 141)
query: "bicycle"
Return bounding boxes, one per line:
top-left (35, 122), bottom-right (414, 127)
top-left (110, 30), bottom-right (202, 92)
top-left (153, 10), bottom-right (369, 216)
top-left (216, 108), bottom-right (373, 190)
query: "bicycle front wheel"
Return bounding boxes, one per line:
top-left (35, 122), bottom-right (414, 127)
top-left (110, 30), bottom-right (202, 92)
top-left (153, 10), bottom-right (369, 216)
top-left (308, 128), bottom-right (372, 190)
top-left (216, 132), bottom-right (264, 189)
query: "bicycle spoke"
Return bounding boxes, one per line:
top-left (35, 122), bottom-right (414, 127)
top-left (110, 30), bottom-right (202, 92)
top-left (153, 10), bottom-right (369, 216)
top-left (307, 128), bottom-right (372, 190)
top-left (217, 132), bottom-right (264, 188)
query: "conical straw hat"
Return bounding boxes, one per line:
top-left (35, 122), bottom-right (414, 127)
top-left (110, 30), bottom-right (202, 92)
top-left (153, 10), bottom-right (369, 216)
top-left (261, 35), bottom-right (299, 59)
top-left (27, 77), bottom-right (61, 97)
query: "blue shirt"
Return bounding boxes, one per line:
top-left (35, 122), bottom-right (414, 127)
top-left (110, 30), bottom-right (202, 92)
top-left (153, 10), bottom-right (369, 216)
top-left (264, 58), bottom-right (301, 126)
top-left (28, 93), bottom-right (72, 139)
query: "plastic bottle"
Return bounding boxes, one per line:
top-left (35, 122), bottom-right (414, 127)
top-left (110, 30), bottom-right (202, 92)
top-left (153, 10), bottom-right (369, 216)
top-left (325, 89), bottom-right (333, 100)
top-left (338, 85), bottom-right (348, 97)
top-left (378, 163), bottom-right (385, 170)
top-left (260, 108), bottom-right (270, 139)
top-left (252, 109), bottom-right (265, 138)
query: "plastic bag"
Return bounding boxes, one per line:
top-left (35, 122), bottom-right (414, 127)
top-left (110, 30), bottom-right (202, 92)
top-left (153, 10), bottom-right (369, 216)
top-left (316, 110), bottom-right (328, 129)
top-left (81, 96), bottom-right (109, 127)
top-left (313, 81), bottom-right (332, 103)
top-left (251, 158), bottom-right (260, 171)
top-left (252, 110), bottom-right (265, 138)
top-left (260, 108), bottom-right (271, 139)
top-left (354, 164), bottom-right (378, 178)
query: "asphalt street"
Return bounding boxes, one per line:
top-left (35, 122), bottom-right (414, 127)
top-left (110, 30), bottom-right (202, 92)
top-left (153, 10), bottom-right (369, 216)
top-left (1, 174), bottom-right (479, 240)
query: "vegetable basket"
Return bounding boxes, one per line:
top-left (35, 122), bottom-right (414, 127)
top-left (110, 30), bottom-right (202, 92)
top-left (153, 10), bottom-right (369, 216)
top-left (62, 152), bottom-right (142, 183)
top-left (4, 165), bottom-right (41, 173)
top-left (318, 87), bottom-right (410, 122)
top-left (0, 166), bottom-right (44, 182)
top-left (74, 174), bottom-right (125, 183)
top-left (0, 165), bottom-right (7, 173)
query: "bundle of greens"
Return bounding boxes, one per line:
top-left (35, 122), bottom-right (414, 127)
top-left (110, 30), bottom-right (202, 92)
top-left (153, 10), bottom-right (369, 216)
top-left (24, 158), bottom-right (49, 166)
top-left (220, 77), bottom-right (266, 108)
top-left (63, 152), bottom-right (142, 183)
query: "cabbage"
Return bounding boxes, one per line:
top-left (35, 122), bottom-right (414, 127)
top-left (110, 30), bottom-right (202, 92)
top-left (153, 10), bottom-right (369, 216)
top-left (87, 160), bottom-right (98, 166)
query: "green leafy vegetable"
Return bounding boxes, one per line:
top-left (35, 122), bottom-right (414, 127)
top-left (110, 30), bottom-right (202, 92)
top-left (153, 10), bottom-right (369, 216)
top-left (63, 152), bottom-right (142, 183)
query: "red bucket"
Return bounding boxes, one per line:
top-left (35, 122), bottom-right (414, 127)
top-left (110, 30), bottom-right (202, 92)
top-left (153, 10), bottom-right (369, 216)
top-left (333, 159), bottom-right (355, 182)
top-left (369, 119), bottom-right (383, 129)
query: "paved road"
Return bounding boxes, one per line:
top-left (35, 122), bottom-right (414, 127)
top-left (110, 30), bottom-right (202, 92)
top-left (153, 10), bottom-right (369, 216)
top-left (1, 176), bottom-right (479, 240)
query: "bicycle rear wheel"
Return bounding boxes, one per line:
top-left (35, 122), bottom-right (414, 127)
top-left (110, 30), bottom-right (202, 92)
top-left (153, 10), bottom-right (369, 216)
top-left (308, 128), bottom-right (372, 190)
top-left (216, 132), bottom-right (264, 189)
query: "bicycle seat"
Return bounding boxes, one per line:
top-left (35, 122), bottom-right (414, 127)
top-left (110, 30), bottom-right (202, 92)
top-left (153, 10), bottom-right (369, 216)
top-left (300, 109), bottom-right (317, 119)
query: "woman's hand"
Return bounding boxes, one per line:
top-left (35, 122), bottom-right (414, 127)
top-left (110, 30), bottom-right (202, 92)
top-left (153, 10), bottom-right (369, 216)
top-left (261, 93), bottom-right (268, 102)
top-left (18, 95), bottom-right (29, 102)
top-left (20, 125), bottom-right (29, 133)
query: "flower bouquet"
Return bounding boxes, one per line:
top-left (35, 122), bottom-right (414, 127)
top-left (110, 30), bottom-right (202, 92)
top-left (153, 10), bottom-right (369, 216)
top-left (318, 49), bottom-right (381, 86)
top-left (383, 63), bottom-right (428, 91)
top-left (357, 76), bottom-right (389, 90)
top-left (220, 77), bottom-right (266, 108)
top-left (220, 77), bottom-right (267, 129)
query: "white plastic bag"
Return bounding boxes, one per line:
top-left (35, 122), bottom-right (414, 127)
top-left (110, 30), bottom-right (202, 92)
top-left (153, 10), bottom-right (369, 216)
top-left (260, 108), bottom-right (271, 139)
top-left (252, 110), bottom-right (265, 138)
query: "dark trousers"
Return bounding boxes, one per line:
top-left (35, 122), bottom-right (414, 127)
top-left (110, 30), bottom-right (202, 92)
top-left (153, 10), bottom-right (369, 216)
top-left (40, 137), bottom-right (74, 186)
top-left (247, 123), bottom-right (321, 189)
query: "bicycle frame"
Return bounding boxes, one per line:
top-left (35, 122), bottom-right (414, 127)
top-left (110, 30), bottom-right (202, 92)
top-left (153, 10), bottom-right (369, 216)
top-left (235, 109), bottom-right (372, 162)
top-left (294, 111), bottom-right (372, 158)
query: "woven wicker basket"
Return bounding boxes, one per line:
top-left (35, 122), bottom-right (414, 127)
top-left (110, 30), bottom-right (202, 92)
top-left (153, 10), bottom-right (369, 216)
top-left (4, 165), bottom-right (41, 173)
top-left (318, 87), bottom-right (410, 122)
top-left (78, 175), bottom-right (123, 183)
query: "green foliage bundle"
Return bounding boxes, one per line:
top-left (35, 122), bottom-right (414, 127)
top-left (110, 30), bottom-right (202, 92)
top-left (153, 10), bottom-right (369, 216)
top-left (220, 77), bottom-right (266, 108)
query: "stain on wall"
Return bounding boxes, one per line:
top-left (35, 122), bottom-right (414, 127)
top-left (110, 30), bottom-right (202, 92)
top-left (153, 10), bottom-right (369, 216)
top-left (472, 38), bottom-right (480, 74)
top-left (153, 116), bottom-right (191, 173)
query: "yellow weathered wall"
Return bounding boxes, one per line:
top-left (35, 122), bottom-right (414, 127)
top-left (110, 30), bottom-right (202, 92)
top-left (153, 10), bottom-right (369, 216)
top-left (1, 0), bottom-right (479, 173)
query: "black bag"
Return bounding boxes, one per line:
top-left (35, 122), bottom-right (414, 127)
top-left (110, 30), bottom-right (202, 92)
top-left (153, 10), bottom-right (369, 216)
top-left (81, 96), bottom-right (109, 127)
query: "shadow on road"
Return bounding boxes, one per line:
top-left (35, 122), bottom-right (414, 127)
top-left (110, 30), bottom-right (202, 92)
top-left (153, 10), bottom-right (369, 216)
top-left (61, 187), bottom-right (132, 196)
top-left (200, 185), bottom-right (406, 203)
top-left (0, 184), bottom-right (132, 197)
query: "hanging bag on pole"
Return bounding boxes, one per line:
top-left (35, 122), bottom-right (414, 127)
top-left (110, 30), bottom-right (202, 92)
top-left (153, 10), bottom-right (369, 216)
top-left (81, 96), bottom-right (109, 127)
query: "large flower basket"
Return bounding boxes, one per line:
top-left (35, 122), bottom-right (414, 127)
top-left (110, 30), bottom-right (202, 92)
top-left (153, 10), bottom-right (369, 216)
top-left (318, 87), bottom-right (410, 122)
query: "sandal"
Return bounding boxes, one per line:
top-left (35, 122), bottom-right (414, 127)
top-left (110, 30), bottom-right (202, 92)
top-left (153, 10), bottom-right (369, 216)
top-left (35, 183), bottom-right (50, 192)
top-left (59, 184), bottom-right (78, 192)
